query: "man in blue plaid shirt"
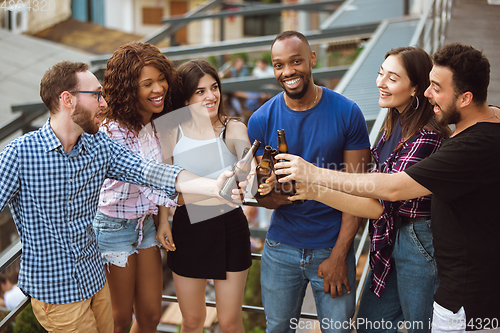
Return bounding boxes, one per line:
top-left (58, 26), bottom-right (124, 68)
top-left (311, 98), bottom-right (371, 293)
top-left (0, 61), bottom-right (239, 332)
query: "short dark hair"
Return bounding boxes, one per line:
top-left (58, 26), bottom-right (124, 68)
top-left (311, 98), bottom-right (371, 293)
top-left (433, 43), bottom-right (490, 104)
top-left (271, 30), bottom-right (310, 51)
top-left (40, 61), bottom-right (89, 113)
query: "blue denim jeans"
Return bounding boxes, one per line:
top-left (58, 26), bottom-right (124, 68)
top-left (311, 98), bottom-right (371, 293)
top-left (261, 238), bottom-right (356, 333)
top-left (357, 220), bottom-right (439, 333)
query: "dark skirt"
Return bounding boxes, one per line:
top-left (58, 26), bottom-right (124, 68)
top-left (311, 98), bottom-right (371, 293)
top-left (167, 204), bottom-right (252, 280)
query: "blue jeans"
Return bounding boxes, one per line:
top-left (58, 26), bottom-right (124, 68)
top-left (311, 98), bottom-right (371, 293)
top-left (261, 238), bottom-right (356, 333)
top-left (357, 220), bottom-right (439, 333)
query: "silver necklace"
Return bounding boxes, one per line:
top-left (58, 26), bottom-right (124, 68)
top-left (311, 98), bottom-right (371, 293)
top-left (480, 107), bottom-right (500, 122)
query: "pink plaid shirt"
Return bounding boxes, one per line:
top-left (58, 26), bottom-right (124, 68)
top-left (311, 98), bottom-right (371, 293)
top-left (98, 121), bottom-right (177, 222)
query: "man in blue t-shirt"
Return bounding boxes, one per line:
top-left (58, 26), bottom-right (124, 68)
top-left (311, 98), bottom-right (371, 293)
top-left (247, 30), bottom-right (371, 333)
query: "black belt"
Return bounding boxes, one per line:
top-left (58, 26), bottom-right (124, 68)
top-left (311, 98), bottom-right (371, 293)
top-left (394, 215), bottom-right (429, 229)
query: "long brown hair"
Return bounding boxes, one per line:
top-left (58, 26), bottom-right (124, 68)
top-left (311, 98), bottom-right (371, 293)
top-left (102, 42), bottom-right (181, 136)
top-left (176, 60), bottom-right (229, 125)
top-left (383, 47), bottom-right (450, 150)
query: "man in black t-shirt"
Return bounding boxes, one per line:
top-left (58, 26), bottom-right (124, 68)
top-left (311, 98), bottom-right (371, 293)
top-left (274, 43), bottom-right (500, 332)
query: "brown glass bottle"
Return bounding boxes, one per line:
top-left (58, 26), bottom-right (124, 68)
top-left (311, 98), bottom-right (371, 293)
top-left (255, 146), bottom-right (274, 197)
top-left (270, 149), bottom-right (278, 172)
top-left (219, 140), bottom-right (261, 202)
top-left (277, 129), bottom-right (306, 205)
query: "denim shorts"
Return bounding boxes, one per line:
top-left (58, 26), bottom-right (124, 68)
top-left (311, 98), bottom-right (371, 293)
top-left (93, 211), bottom-right (160, 267)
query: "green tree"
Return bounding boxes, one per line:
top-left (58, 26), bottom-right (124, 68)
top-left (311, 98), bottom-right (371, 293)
top-left (242, 259), bottom-right (266, 332)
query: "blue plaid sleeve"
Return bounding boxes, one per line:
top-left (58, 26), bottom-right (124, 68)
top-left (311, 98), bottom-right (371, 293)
top-left (0, 142), bottom-right (20, 211)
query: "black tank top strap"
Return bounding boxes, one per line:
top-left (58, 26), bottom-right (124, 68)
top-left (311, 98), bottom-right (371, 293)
top-left (221, 118), bottom-right (230, 141)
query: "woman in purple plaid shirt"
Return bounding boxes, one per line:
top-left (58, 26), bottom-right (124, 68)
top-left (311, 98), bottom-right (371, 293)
top-left (354, 47), bottom-right (451, 333)
top-left (93, 42), bottom-right (180, 333)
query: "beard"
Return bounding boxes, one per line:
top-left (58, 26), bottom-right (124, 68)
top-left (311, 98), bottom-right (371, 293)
top-left (436, 97), bottom-right (461, 127)
top-left (281, 68), bottom-right (312, 100)
top-left (72, 103), bottom-right (99, 134)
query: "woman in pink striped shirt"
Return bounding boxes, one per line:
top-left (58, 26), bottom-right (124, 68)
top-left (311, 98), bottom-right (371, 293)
top-left (93, 42), bottom-right (179, 333)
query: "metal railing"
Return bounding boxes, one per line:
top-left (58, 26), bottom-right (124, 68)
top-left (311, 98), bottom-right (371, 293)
top-left (0, 225), bottom-right (366, 332)
top-left (0, 241), bottom-right (29, 330)
top-left (410, 0), bottom-right (453, 54)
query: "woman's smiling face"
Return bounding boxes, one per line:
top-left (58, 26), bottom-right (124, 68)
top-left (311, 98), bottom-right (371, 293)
top-left (187, 73), bottom-right (221, 120)
top-left (376, 55), bottom-right (415, 113)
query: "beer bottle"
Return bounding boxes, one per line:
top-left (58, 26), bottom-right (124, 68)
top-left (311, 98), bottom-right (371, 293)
top-left (270, 149), bottom-right (278, 172)
top-left (219, 140), bottom-right (261, 202)
top-left (277, 129), bottom-right (306, 205)
top-left (255, 146), bottom-right (274, 197)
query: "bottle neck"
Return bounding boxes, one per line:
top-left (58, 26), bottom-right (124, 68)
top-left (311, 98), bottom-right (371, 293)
top-left (259, 161), bottom-right (270, 168)
top-left (278, 135), bottom-right (288, 153)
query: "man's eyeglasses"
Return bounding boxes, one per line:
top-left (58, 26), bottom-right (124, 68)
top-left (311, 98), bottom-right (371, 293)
top-left (63, 90), bottom-right (103, 102)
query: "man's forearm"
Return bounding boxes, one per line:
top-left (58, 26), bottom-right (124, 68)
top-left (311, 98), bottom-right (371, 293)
top-left (312, 169), bottom-right (391, 198)
top-left (313, 170), bottom-right (429, 202)
top-left (272, 151), bottom-right (400, 199)
top-left (332, 213), bottom-right (361, 258)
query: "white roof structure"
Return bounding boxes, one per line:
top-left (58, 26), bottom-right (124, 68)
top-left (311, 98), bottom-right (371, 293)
top-left (0, 28), bottom-right (93, 150)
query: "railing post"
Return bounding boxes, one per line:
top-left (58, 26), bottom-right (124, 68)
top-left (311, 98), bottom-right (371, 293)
top-left (404, 0), bottom-right (410, 16)
top-left (431, 0), bottom-right (436, 54)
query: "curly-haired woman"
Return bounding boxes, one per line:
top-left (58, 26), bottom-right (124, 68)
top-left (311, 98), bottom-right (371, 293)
top-left (93, 42), bottom-right (180, 333)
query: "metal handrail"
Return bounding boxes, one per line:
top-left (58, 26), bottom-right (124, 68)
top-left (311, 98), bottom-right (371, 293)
top-left (142, 0), bottom-right (224, 45)
top-left (0, 241), bottom-right (29, 330)
top-left (0, 241), bottom-right (22, 273)
top-left (161, 0), bottom-right (342, 24)
top-left (0, 104), bottom-right (47, 143)
top-left (409, 0), bottom-right (452, 54)
top-left (0, 222), bottom-right (369, 331)
top-left (91, 24), bottom-right (378, 65)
